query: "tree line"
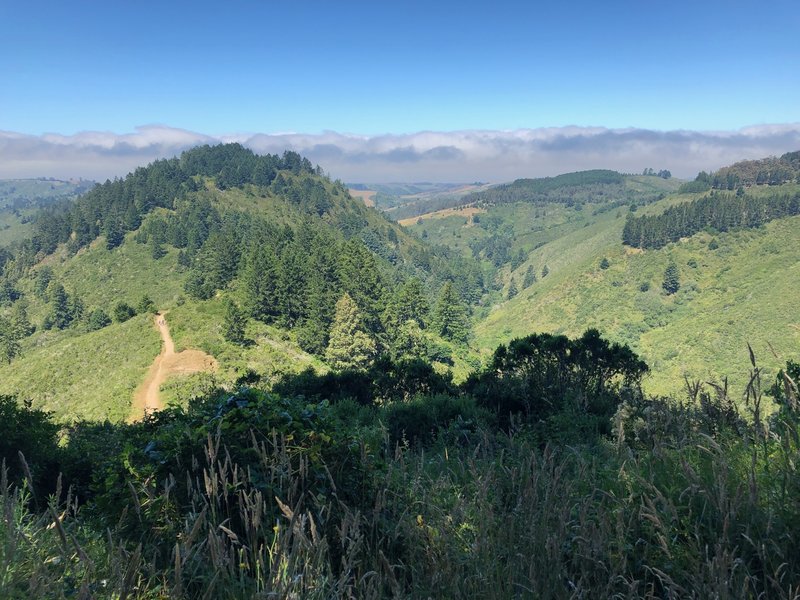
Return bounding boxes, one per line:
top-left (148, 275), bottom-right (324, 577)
top-left (622, 189), bottom-right (800, 249)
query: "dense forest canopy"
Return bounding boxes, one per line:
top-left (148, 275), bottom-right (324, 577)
top-left (623, 189), bottom-right (800, 249)
top-left (680, 151), bottom-right (800, 193)
top-left (464, 169), bottom-right (626, 206)
top-left (0, 144), bottom-right (487, 373)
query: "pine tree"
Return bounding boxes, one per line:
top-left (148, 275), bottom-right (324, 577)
top-left (385, 278), bottom-right (429, 332)
top-left (338, 240), bottom-right (385, 333)
top-left (507, 279), bottom-right (518, 300)
top-left (522, 266), bottom-right (537, 288)
top-left (541, 265), bottom-right (550, 278)
top-left (10, 301), bottom-right (34, 338)
top-left (599, 257), bottom-right (610, 270)
top-left (46, 283), bottom-right (72, 330)
top-left (240, 238), bottom-right (279, 320)
top-left (223, 299), bottom-right (247, 345)
top-left (0, 316), bottom-right (20, 363)
top-left (430, 282), bottom-right (470, 344)
top-left (297, 267), bottom-right (337, 354)
top-left (87, 308), bottom-right (112, 331)
top-left (662, 262), bottom-right (680, 295)
top-left (149, 236), bottom-right (166, 260)
top-left (325, 293), bottom-right (376, 370)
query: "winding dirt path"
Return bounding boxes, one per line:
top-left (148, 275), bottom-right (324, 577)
top-left (129, 313), bottom-right (217, 421)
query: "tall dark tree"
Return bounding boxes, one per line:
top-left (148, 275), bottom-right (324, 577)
top-left (662, 262), bottom-right (680, 295)
top-left (45, 283), bottom-right (73, 330)
top-left (223, 299), bottom-right (247, 345)
top-left (522, 266), bottom-right (537, 288)
top-left (430, 282), bottom-right (470, 344)
top-left (507, 279), bottom-right (519, 300)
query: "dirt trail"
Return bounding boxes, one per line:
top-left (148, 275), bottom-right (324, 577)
top-left (129, 313), bottom-right (217, 421)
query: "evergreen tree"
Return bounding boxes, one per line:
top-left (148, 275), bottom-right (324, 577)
top-left (223, 299), bottom-right (247, 345)
top-left (325, 293), bottom-right (376, 370)
top-left (104, 218), bottom-right (124, 250)
top-left (541, 264), bottom-right (550, 278)
top-left (297, 266), bottom-right (337, 355)
top-left (430, 282), bottom-right (470, 344)
top-left (338, 240), bottom-right (385, 333)
top-left (240, 239), bottom-right (279, 320)
top-left (0, 316), bottom-right (20, 363)
top-left (522, 266), bottom-right (537, 288)
top-left (33, 267), bottom-right (53, 299)
top-left (149, 236), bottom-right (166, 260)
top-left (46, 283), bottom-right (72, 330)
top-left (113, 302), bottom-right (137, 323)
top-left (10, 301), bottom-right (34, 338)
top-left (507, 279), bottom-right (518, 300)
top-left (87, 308), bottom-right (111, 331)
top-left (662, 262), bottom-right (680, 295)
top-left (385, 278), bottom-right (429, 332)
top-left (599, 257), bottom-right (610, 270)
top-left (391, 319), bottom-right (429, 361)
top-left (275, 244), bottom-right (308, 327)
top-left (137, 295), bottom-right (157, 314)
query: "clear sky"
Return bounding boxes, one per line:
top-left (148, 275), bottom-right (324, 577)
top-left (2, 0), bottom-right (798, 136)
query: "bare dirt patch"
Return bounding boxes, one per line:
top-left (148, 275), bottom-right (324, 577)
top-left (129, 313), bottom-right (217, 421)
top-left (398, 205), bottom-right (486, 226)
top-left (348, 189), bottom-right (377, 207)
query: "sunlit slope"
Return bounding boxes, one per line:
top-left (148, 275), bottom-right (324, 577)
top-left (472, 192), bottom-right (800, 396)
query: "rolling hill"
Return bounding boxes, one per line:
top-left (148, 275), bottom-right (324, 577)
top-left (407, 168), bottom-right (800, 397)
top-left (0, 144), bottom-right (484, 421)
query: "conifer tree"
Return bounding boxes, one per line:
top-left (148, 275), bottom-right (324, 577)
top-left (10, 301), bottom-right (34, 338)
top-left (325, 293), bottom-right (376, 370)
top-left (385, 278), bottom-right (429, 332)
top-left (522, 266), bottom-right (537, 288)
top-left (338, 240), bottom-right (385, 333)
top-left (240, 240), bottom-right (278, 320)
top-left (0, 316), bottom-right (20, 363)
top-left (223, 299), bottom-right (247, 345)
top-left (541, 264), bottom-right (550, 278)
top-left (507, 279), bottom-right (518, 300)
top-left (46, 283), bottom-right (72, 330)
top-left (662, 262), bottom-right (680, 295)
top-left (430, 282), bottom-right (470, 344)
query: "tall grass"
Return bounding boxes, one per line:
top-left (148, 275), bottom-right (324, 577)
top-left (2, 364), bottom-right (800, 598)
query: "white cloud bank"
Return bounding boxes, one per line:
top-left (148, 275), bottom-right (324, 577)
top-left (2, 124), bottom-right (800, 183)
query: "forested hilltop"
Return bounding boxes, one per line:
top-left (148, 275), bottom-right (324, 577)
top-left (0, 144), bottom-right (485, 420)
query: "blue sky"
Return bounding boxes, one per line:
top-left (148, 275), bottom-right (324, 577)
top-left (2, 1), bottom-right (799, 181)
top-left (2, 0), bottom-right (798, 135)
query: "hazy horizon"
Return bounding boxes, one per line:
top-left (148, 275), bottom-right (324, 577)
top-left (3, 122), bottom-right (800, 184)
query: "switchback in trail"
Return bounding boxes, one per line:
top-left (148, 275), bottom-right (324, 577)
top-left (129, 313), bottom-right (217, 421)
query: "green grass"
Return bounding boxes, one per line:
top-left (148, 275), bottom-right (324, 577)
top-left (0, 314), bottom-right (160, 421)
top-left (408, 180), bottom-right (800, 398)
top-left (474, 206), bottom-right (800, 396)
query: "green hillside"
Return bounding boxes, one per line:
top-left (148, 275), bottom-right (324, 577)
top-left (0, 178), bottom-right (94, 246)
top-left (0, 145), bottom-right (484, 421)
top-left (410, 176), bottom-right (800, 397)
